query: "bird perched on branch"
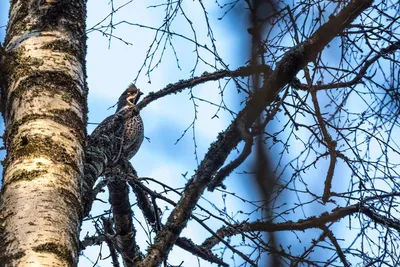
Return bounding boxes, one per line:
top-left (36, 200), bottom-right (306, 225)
top-left (83, 84), bottom-right (144, 216)
top-left (88, 84), bottom-right (144, 166)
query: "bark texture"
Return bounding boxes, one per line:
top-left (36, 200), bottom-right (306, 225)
top-left (0, 0), bottom-right (87, 266)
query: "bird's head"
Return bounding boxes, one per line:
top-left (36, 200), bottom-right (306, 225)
top-left (117, 84), bottom-right (143, 111)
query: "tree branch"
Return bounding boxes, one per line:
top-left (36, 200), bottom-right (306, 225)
top-left (82, 65), bottom-right (272, 216)
top-left (207, 134), bottom-right (253, 191)
top-left (105, 162), bottom-right (141, 265)
top-left (127, 169), bottom-right (158, 228)
top-left (80, 233), bottom-right (108, 250)
top-left (175, 237), bottom-right (229, 267)
top-left (127, 175), bottom-right (256, 266)
top-left (136, 65), bottom-right (272, 110)
top-left (321, 225), bottom-right (350, 267)
top-left (102, 217), bottom-right (121, 267)
top-left (292, 40), bottom-right (400, 91)
top-left (201, 202), bottom-right (400, 250)
top-left (302, 64), bottom-right (338, 203)
top-left (138, 1), bottom-right (374, 265)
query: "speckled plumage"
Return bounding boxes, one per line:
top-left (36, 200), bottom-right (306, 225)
top-left (90, 84), bottom-right (144, 164)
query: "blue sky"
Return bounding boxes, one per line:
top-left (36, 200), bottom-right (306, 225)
top-left (0, 1), bottom-right (263, 266)
top-left (1, 1), bottom-right (395, 266)
top-left (0, 1), bottom-right (352, 266)
top-left (82, 1), bottom-right (261, 265)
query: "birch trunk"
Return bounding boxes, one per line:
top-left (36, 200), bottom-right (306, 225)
top-left (0, 1), bottom-right (87, 266)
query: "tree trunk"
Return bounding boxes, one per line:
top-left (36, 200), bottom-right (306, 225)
top-left (0, 1), bottom-right (87, 266)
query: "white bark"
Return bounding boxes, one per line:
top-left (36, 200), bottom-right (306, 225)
top-left (0, 0), bottom-right (87, 266)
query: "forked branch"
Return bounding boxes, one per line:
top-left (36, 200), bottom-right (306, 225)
top-left (138, 0), bottom-right (374, 266)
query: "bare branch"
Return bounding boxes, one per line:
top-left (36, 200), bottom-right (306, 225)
top-left (128, 175), bottom-right (257, 266)
top-left (105, 163), bottom-right (141, 265)
top-left (207, 136), bottom-right (253, 191)
top-left (321, 225), bottom-right (350, 267)
top-left (136, 64), bottom-right (272, 110)
top-left (175, 237), bottom-right (229, 267)
top-left (102, 217), bottom-right (121, 267)
top-left (292, 40), bottom-right (400, 91)
top-left (201, 202), bottom-right (400, 250)
top-left (302, 64), bottom-right (338, 203)
top-left (138, 1), bottom-right (374, 265)
top-left (80, 234), bottom-right (107, 250)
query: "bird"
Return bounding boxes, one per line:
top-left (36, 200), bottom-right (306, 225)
top-left (115, 84), bottom-right (144, 160)
top-left (88, 84), bottom-right (144, 167)
top-left (82, 84), bottom-right (144, 216)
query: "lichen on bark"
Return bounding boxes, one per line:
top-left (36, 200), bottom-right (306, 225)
top-left (0, 0), bottom-right (87, 266)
